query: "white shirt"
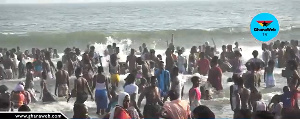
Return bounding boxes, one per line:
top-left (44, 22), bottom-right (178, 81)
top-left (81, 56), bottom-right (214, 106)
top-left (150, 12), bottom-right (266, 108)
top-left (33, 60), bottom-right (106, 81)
top-left (124, 83), bottom-right (138, 95)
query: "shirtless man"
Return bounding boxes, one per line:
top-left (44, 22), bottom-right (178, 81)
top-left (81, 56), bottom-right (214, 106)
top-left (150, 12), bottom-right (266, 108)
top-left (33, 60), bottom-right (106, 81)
top-left (3, 51), bottom-right (14, 79)
top-left (72, 67), bottom-right (94, 104)
top-left (248, 87), bottom-right (262, 112)
top-left (126, 49), bottom-right (137, 73)
top-left (149, 49), bottom-right (159, 68)
top-left (55, 61), bottom-right (69, 97)
top-left (138, 76), bottom-right (163, 118)
top-left (137, 57), bottom-right (151, 84)
top-left (236, 77), bottom-right (250, 110)
top-left (165, 48), bottom-right (175, 74)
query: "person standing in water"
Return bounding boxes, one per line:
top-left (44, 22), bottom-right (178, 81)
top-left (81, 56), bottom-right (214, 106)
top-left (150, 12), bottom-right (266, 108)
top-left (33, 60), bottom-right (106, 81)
top-left (165, 48), bottom-right (175, 74)
top-left (17, 54), bottom-right (25, 79)
top-left (236, 77), bottom-right (250, 110)
top-left (92, 66), bottom-right (110, 115)
top-left (189, 76), bottom-right (201, 111)
top-left (3, 51), bottom-right (14, 79)
top-left (40, 72), bottom-right (56, 103)
top-left (230, 51), bottom-right (243, 75)
top-left (72, 67), bottom-right (94, 104)
top-left (264, 60), bottom-right (276, 88)
top-left (24, 62), bottom-right (37, 103)
top-left (126, 49), bottom-right (137, 73)
top-left (55, 61), bottom-right (69, 98)
top-left (230, 74), bottom-right (240, 111)
top-left (277, 42), bottom-right (285, 68)
top-left (109, 54), bottom-right (120, 87)
top-left (207, 56), bottom-right (223, 93)
top-left (177, 49), bottom-right (187, 74)
top-left (109, 92), bottom-right (132, 119)
top-left (138, 76), bottom-right (163, 118)
top-left (170, 66), bottom-right (184, 100)
top-left (155, 61), bottom-right (170, 99)
top-left (197, 52), bottom-right (210, 76)
top-left (33, 54), bottom-right (43, 78)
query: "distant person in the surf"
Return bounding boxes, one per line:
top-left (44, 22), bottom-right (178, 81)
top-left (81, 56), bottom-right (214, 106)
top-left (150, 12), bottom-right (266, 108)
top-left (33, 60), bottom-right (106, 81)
top-left (233, 42), bottom-right (242, 52)
top-left (236, 77), bottom-right (250, 110)
top-left (285, 60), bottom-right (300, 90)
top-left (42, 52), bottom-right (52, 80)
top-left (197, 52), bottom-right (210, 76)
top-left (188, 46), bottom-right (197, 74)
top-left (262, 43), bottom-right (271, 65)
top-left (72, 67), bottom-right (94, 104)
top-left (149, 49), bottom-right (159, 68)
top-left (165, 48), bottom-right (175, 74)
top-left (52, 49), bottom-right (59, 58)
top-left (142, 48), bottom-right (150, 61)
top-left (230, 74), bottom-right (240, 111)
top-left (92, 66), bottom-right (110, 115)
top-left (3, 51), bottom-right (14, 79)
top-left (264, 60), bottom-right (276, 88)
top-left (207, 56), bottom-right (223, 93)
top-left (177, 49), bottom-right (187, 74)
top-left (24, 62), bottom-right (37, 103)
top-left (247, 50), bottom-right (265, 70)
top-left (226, 45), bottom-right (235, 60)
top-left (230, 51), bottom-right (243, 75)
top-left (137, 57), bottom-right (151, 84)
top-left (11, 50), bottom-right (18, 79)
top-left (138, 76), bottom-right (163, 118)
top-left (24, 50), bottom-right (30, 60)
top-left (55, 61), bottom-right (69, 98)
top-left (17, 54), bottom-right (25, 79)
top-left (189, 76), bottom-right (201, 111)
top-left (40, 72), bottom-right (56, 103)
top-left (126, 49), bottom-right (137, 73)
top-left (277, 42), bottom-right (285, 68)
top-left (0, 85), bottom-right (11, 111)
top-left (170, 66), bottom-right (184, 99)
top-left (83, 65), bottom-right (93, 89)
top-left (155, 61), bottom-right (170, 99)
top-left (109, 54), bottom-right (120, 87)
top-left (33, 54), bottom-right (43, 78)
top-left (248, 87), bottom-right (263, 112)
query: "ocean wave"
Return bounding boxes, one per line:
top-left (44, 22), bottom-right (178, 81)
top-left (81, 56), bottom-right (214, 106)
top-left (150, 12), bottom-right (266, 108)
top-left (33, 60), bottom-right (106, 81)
top-left (0, 27), bottom-right (299, 49)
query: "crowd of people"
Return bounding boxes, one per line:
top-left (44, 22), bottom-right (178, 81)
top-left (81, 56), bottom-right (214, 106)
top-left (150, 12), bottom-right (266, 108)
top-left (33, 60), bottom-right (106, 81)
top-left (0, 39), bottom-right (300, 119)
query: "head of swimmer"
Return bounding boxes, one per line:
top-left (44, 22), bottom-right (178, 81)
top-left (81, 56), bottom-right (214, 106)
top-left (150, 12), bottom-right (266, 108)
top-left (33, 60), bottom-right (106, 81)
top-left (150, 76), bottom-right (157, 87)
top-left (191, 76), bottom-right (200, 87)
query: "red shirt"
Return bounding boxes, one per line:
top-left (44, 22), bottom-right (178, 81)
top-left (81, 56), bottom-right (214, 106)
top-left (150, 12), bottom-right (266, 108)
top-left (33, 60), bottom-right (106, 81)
top-left (208, 66), bottom-right (223, 91)
top-left (197, 59), bottom-right (210, 75)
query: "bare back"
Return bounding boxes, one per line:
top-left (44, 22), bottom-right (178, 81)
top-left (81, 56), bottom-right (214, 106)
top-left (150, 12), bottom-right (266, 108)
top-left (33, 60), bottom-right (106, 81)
top-left (55, 70), bottom-right (69, 85)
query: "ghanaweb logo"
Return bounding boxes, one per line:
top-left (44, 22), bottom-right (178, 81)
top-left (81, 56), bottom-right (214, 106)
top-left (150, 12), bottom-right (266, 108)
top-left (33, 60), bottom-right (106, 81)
top-left (250, 13), bottom-right (279, 42)
top-left (254, 21), bottom-right (276, 31)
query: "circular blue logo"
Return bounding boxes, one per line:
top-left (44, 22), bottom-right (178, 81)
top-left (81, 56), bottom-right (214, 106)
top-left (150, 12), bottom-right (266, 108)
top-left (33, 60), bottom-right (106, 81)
top-left (250, 13), bottom-right (280, 42)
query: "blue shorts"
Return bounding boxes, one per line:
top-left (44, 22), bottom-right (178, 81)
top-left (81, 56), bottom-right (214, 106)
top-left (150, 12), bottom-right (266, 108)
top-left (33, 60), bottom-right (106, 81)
top-left (95, 89), bottom-right (108, 110)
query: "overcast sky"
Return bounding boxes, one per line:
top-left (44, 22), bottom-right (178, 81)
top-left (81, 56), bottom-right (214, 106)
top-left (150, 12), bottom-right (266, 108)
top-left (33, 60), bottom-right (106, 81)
top-left (0, 0), bottom-right (197, 4)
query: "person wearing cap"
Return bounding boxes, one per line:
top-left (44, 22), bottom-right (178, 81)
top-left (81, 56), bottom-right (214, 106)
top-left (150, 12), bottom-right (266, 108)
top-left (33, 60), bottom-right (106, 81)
top-left (0, 85), bottom-right (11, 111)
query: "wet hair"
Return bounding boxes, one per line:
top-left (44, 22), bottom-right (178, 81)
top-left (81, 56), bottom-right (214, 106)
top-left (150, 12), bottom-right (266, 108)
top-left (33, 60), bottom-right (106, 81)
top-left (169, 90), bottom-right (180, 101)
top-left (73, 103), bottom-right (88, 118)
top-left (42, 71), bottom-right (47, 80)
top-left (150, 76), bottom-right (157, 85)
top-left (252, 50), bottom-right (259, 58)
top-left (126, 74), bottom-right (135, 84)
top-left (199, 52), bottom-right (205, 58)
top-left (234, 51), bottom-right (242, 57)
top-left (211, 56), bottom-right (218, 65)
top-left (222, 45), bottom-right (226, 49)
top-left (26, 62), bottom-right (33, 70)
top-left (75, 67), bottom-right (82, 77)
top-left (18, 105), bottom-right (31, 111)
top-left (268, 60), bottom-right (275, 67)
top-left (254, 111), bottom-right (274, 119)
top-left (98, 66), bottom-right (104, 73)
top-left (283, 86), bottom-right (290, 93)
top-left (57, 61), bottom-right (63, 70)
top-left (191, 76), bottom-right (200, 84)
top-left (193, 105), bottom-right (215, 119)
